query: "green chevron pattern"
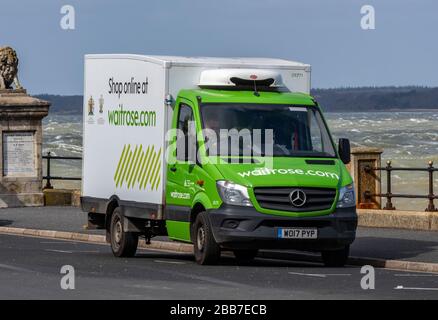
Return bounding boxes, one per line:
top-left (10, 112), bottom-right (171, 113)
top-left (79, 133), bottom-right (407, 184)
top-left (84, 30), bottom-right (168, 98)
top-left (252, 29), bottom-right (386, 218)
top-left (114, 144), bottom-right (162, 190)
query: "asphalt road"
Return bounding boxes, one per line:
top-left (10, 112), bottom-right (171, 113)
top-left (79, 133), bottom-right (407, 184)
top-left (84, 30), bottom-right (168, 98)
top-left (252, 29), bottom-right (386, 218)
top-left (2, 206), bottom-right (438, 263)
top-left (0, 234), bottom-right (437, 300)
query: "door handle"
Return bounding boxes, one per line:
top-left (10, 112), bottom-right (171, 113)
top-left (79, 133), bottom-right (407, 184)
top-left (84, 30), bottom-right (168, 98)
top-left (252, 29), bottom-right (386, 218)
top-left (170, 166), bottom-right (177, 172)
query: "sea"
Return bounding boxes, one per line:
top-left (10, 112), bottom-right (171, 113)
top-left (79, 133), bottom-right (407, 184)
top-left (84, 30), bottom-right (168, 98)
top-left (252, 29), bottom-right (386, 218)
top-left (42, 111), bottom-right (438, 211)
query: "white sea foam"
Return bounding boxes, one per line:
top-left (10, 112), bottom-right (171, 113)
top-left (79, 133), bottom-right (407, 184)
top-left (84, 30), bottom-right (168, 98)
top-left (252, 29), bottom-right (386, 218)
top-left (42, 111), bottom-right (438, 208)
top-left (409, 118), bottom-right (428, 123)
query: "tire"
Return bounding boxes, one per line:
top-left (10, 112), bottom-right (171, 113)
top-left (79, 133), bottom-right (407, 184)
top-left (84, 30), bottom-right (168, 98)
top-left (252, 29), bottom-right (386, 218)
top-left (110, 207), bottom-right (138, 257)
top-left (321, 245), bottom-right (350, 267)
top-left (233, 249), bottom-right (258, 262)
top-left (193, 212), bottom-right (221, 265)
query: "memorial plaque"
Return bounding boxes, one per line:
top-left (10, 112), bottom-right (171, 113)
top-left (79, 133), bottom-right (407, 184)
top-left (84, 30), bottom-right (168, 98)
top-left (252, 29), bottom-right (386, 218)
top-left (2, 132), bottom-right (36, 177)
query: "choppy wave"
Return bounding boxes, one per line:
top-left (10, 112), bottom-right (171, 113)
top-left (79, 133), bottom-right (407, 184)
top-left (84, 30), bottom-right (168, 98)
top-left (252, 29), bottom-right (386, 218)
top-left (43, 111), bottom-right (438, 210)
top-left (327, 111), bottom-right (438, 210)
top-left (327, 111), bottom-right (438, 160)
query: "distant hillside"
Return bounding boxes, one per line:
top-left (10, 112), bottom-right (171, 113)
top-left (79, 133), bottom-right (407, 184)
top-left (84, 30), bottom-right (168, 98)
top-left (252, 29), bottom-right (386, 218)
top-left (35, 94), bottom-right (83, 115)
top-left (311, 86), bottom-right (438, 112)
top-left (37, 86), bottom-right (438, 114)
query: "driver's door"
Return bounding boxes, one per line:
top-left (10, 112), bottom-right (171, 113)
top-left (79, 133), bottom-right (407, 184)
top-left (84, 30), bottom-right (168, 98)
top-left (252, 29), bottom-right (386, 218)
top-left (166, 101), bottom-right (199, 240)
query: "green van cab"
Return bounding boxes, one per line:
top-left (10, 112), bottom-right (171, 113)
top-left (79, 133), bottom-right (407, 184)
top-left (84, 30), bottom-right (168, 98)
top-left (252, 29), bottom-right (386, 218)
top-left (164, 89), bottom-right (356, 266)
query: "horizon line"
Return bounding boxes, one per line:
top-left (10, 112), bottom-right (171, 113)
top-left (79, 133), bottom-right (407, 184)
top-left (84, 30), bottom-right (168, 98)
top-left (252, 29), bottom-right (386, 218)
top-left (31, 85), bottom-right (438, 97)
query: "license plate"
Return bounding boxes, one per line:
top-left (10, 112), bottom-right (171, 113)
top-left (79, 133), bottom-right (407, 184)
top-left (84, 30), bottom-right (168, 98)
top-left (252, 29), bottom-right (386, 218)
top-left (277, 228), bottom-right (318, 239)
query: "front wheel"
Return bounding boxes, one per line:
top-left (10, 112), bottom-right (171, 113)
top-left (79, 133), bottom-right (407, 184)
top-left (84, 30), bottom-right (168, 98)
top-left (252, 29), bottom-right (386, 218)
top-left (321, 245), bottom-right (350, 267)
top-left (110, 208), bottom-right (138, 257)
top-left (193, 212), bottom-right (221, 265)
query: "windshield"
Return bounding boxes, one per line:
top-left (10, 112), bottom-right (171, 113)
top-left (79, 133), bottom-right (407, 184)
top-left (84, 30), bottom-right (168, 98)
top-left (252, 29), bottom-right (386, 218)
top-left (200, 103), bottom-right (336, 158)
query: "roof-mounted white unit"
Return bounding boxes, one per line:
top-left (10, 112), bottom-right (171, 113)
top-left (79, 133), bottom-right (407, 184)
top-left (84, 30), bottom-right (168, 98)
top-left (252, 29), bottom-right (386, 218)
top-left (198, 69), bottom-right (284, 88)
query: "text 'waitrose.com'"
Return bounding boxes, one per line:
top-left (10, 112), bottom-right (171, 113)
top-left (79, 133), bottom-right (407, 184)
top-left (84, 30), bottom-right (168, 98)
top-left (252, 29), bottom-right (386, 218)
top-left (108, 105), bottom-right (157, 127)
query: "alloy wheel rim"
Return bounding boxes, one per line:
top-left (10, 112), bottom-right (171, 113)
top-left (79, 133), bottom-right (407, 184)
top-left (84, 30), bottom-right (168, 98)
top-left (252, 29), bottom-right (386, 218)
top-left (197, 226), bottom-right (205, 251)
top-left (114, 219), bottom-right (122, 247)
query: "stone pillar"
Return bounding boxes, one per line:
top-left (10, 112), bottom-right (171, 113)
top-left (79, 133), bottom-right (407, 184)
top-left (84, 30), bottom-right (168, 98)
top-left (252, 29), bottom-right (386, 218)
top-left (350, 147), bottom-right (383, 209)
top-left (0, 89), bottom-right (50, 208)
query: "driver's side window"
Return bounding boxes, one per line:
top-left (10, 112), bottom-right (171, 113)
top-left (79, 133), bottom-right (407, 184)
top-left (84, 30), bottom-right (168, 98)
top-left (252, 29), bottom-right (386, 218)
top-left (309, 113), bottom-right (323, 152)
top-left (176, 103), bottom-right (194, 162)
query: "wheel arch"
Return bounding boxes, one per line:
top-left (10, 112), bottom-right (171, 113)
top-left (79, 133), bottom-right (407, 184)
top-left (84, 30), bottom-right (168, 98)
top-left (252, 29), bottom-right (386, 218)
top-left (105, 195), bottom-right (120, 240)
top-left (190, 192), bottom-right (213, 224)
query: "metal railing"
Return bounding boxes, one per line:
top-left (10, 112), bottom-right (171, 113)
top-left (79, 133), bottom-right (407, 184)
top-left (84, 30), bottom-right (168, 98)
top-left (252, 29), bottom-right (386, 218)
top-left (364, 160), bottom-right (438, 212)
top-left (41, 150), bottom-right (438, 212)
top-left (43, 152), bottom-right (82, 189)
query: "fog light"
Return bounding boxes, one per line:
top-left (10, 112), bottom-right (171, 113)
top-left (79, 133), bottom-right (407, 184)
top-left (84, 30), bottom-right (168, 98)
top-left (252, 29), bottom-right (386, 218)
top-left (222, 220), bottom-right (240, 229)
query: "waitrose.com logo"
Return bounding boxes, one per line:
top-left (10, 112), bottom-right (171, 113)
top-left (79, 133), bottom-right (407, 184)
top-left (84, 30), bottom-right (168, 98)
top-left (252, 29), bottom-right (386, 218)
top-left (237, 167), bottom-right (339, 180)
top-left (108, 105), bottom-right (157, 127)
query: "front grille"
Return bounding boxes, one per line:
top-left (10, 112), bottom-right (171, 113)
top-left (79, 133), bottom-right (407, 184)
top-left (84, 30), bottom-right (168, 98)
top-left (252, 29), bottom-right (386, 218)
top-left (253, 187), bottom-right (336, 212)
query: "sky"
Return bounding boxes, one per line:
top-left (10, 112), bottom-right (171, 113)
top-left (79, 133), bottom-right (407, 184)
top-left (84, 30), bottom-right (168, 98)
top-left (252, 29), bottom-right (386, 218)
top-left (2, 0), bottom-right (438, 95)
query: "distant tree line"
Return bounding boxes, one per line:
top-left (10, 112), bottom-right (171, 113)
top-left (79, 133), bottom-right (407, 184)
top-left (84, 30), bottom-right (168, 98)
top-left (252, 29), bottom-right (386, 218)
top-left (37, 86), bottom-right (438, 114)
top-left (311, 86), bottom-right (438, 112)
top-left (35, 94), bottom-right (83, 115)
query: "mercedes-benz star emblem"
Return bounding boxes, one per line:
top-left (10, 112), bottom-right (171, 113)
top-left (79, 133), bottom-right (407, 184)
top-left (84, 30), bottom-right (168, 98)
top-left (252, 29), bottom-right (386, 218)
top-left (289, 189), bottom-right (307, 207)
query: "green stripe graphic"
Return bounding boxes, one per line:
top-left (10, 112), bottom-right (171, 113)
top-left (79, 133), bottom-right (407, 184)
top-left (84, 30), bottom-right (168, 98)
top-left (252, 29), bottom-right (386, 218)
top-left (138, 146), bottom-right (151, 184)
top-left (143, 146), bottom-right (156, 190)
top-left (132, 151), bottom-right (144, 188)
top-left (150, 148), bottom-right (162, 190)
top-left (114, 145), bottom-right (127, 183)
top-left (116, 144), bottom-right (131, 187)
top-left (128, 145), bottom-right (142, 188)
top-left (141, 145), bottom-right (154, 189)
top-left (113, 144), bottom-right (162, 190)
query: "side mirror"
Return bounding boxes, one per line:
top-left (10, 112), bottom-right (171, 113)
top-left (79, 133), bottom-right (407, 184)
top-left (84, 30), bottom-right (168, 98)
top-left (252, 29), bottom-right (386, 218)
top-left (338, 138), bottom-right (351, 164)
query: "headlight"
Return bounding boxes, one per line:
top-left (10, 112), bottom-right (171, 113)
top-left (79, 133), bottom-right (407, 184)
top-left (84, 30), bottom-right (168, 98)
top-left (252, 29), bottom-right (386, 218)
top-left (216, 181), bottom-right (253, 207)
top-left (337, 183), bottom-right (356, 208)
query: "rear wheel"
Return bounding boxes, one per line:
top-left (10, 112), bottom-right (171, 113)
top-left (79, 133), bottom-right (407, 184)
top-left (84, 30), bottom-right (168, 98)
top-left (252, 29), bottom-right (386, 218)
top-left (321, 245), bottom-right (349, 267)
top-left (233, 249), bottom-right (258, 262)
top-left (193, 212), bottom-right (221, 265)
top-left (110, 208), bottom-right (138, 257)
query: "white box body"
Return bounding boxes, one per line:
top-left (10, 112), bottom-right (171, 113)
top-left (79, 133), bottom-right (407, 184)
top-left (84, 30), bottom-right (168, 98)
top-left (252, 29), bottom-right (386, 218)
top-left (82, 55), bottom-right (311, 205)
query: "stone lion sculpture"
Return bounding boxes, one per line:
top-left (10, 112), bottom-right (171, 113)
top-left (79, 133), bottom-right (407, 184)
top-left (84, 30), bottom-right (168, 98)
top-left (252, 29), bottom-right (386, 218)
top-left (0, 46), bottom-right (22, 90)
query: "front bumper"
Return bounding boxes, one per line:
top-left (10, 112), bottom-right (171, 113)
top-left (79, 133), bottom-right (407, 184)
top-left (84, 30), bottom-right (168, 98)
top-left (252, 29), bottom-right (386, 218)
top-left (207, 205), bottom-right (357, 251)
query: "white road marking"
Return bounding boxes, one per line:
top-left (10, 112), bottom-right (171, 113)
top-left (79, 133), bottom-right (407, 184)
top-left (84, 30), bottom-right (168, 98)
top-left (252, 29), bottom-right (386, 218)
top-left (45, 249), bottom-right (73, 254)
top-left (40, 241), bottom-right (74, 244)
top-left (259, 256), bottom-right (322, 266)
top-left (126, 284), bottom-right (173, 290)
top-left (44, 248), bottom-right (99, 254)
top-left (169, 270), bottom-right (253, 288)
top-left (0, 263), bottom-right (33, 273)
top-left (288, 272), bottom-right (352, 278)
top-left (154, 260), bottom-right (186, 265)
top-left (394, 274), bottom-right (438, 277)
top-left (288, 272), bottom-right (324, 278)
top-left (395, 285), bottom-right (438, 291)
